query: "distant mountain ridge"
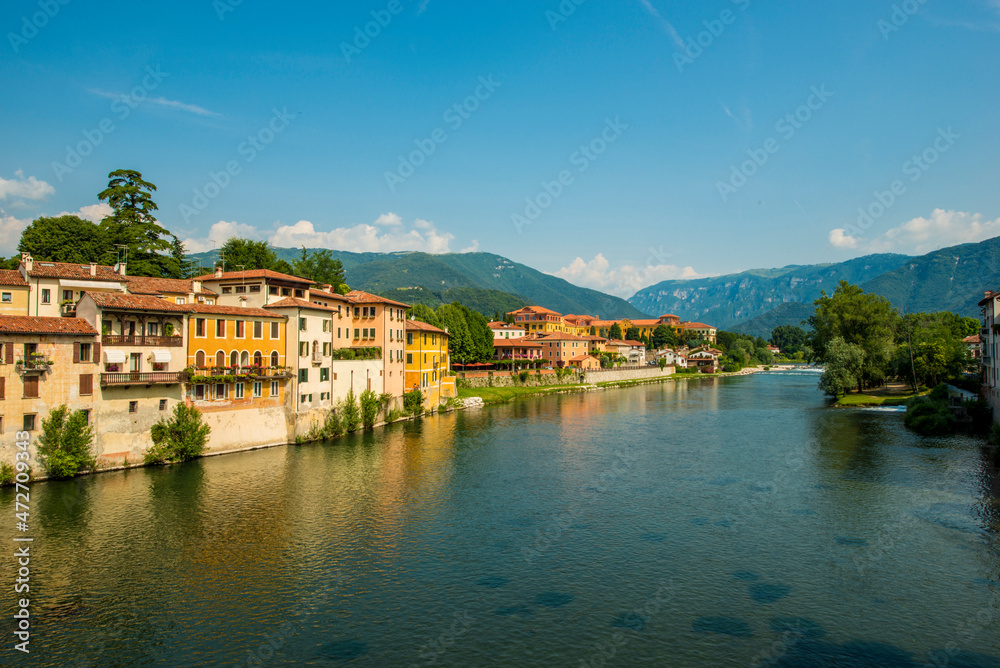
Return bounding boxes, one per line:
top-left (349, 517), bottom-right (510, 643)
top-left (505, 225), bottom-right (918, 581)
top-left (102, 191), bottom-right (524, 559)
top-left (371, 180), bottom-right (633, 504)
top-left (188, 248), bottom-right (648, 319)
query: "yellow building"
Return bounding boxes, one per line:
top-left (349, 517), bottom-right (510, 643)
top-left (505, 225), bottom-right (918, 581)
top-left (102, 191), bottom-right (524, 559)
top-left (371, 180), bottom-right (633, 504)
top-left (0, 270), bottom-right (29, 316)
top-left (404, 320), bottom-right (455, 409)
top-left (185, 304), bottom-right (291, 409)
top-left (508, 306), bottom-right (570, 334)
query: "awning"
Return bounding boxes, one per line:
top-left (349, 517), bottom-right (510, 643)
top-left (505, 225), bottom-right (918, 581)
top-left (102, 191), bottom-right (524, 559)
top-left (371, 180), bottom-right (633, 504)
top-left (151, 350), bottom-right (172, 364)
top-left (104, 350), bottom-right (127, 364)
top-left (61, 280), bottom-right (125, 291)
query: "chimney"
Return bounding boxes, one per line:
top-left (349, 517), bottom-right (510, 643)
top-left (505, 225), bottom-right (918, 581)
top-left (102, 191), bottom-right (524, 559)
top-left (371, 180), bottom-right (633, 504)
top-left (215, 265), bottom-right (223, 279)
top-left (117, 262), bottom-right (126, 277)
top-left (90, 262), bottom-right (97, 277)
top-left (21, 252), bottom-right (32, 272)
top-left (322, 284), bottom-right (333, 293)
top-left (193, 280), bottom-right (202, 293)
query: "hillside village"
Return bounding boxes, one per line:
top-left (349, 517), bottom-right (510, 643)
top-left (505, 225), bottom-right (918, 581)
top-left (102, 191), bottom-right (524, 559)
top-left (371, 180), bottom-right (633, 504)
top-left (0, 256), bottom-right (726, 468)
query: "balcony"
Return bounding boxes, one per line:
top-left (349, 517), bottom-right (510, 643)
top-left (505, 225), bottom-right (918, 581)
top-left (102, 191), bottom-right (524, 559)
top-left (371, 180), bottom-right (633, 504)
top-left (60, 303), bottom-right (77, 317)
top-left (101, 371), bottom-right (186, 387)
top-left (102, 335), bottom-right (184, 347)
top-left (190, 366), bottom-right (294, 382)
top-left (312, 351), bottom-right (324, 365)
top-left (15, 355), bottom-right (53, 375)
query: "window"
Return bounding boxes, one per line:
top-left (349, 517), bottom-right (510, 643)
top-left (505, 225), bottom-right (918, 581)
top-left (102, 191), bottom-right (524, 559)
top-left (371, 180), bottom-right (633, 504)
top-left (270, 321), bottom-right (279, 339)
top-left (230, 351), bottom-right (239, 367)
top-left (176, 297), bottom-right (186, 305)
top-left (253, 321), bottom-right (263, 339)
top-left (269, 286), bottom-right (279, 295)
top-left (354, 328), bottom-right (360, 339)
top-left (337, 327), bottom-right (341, 339)
top-left (322, 320), bottom-right (330, 332)
top-left (235, 383), bottom-right (245, 399)
top-left (196, 318), bottom-right (206, 337)
top-left (215, 384), bottom-right (227, 400)
top-left (300, 395), bottom-right (307, 405)
top-left (128, 401), bottom-right (138, 414)
top-left (23, 414), bottom-right (36, 431)
top-left (41, 289), bottom-right (51, 304)
top-left (62, 289), bottom-right (73, 302)
top-left (299, 342), bottom-right (308, 357)
top-left (195, 385), bottom-right (206, 400)
top-left (281, 288), bottom-right (291, 296)
top-left (0, 417), bottom-right (3, 433)
top-left (270, 380), bottom-right (279, 396)
top-left (298, 369), bottom-right (308, 383)
top-left (79, 374), bottom-right (93, 396)
top-left (354, 307), bottom-right (360, 318)
top-left (22, 376), bottom-right (38, 399)
top-left (147, 322), bottom-right (159, 336)
top-left (236, 320), bottom-right (245, 338)
top-left (79, 342), bottom-right (92, 362)
top-left (271, 351), bottom-right (279, 367)
top-left (1, 292), bottom-right (11, 303)
top-left (159, 399), bottom-right (167, 411)
top-left (406, 353), bottom-right (413, 364)
top-left (222, 287), bottom-right (232, 294)
top-left (216, 319), bottom-right (226, 337)
top-left (235, 285), bottom-right (246, 294)
top-left (299, 317), bottom-right (307, 331)
top-left (253, 381), bottom-right (263, 398)
top-left (320, 368), bottom-right (329, 381)
top-left (249, 285), bottom-right (261, 293)
top-left (216, 351), bottom-right (225, 368)
top-left (407, 333), bottom-right (413, 345)
top-left (254, 351), bottom-right (262, 367)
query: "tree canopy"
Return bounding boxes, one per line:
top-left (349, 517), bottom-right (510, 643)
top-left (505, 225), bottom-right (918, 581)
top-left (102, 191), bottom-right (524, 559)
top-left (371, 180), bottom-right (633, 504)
top-left (98, 169), bottom-right (182, 277)
top-left (292, 247), bottom-right (349, 293)
top-left (218, 237), bottom-right (294, 275)
top-left (18, 215), bottom-right (108, 264)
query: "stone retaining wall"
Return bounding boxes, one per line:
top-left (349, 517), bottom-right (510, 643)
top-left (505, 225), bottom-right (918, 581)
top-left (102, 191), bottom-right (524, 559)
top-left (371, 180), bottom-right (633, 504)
top-left (458, 366), bottom-right (676, 389)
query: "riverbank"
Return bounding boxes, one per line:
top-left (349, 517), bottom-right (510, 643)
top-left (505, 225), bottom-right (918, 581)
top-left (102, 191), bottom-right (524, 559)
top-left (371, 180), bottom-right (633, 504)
top-left (458, 365), bottom-right (767, 405)
top-left (834, 383), bottom-right (929, 407)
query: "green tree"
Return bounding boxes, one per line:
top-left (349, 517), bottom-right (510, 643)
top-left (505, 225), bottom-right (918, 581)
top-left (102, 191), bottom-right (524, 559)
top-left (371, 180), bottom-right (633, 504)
top-left (608, 323), bottom-right (623, 340)
top-left (18, 215), bottom-right (107, 263)
top-left (403, 389), bottom-right (424, 416)
top-left (808, 281), bottom-right (898, 392)
top-left (818, 337), bottom-right (865, 397)
top-left (437, 303), bottom-right (476, 363)
top-left (341, 389), bottom-right (361, 432)
top-left (36, 405), bottom-right (97, 478)
top-left (98, 169), bottom-right (180, 277)
top-left (651, 325), bottom-right (673, 349)
top-left (409, 303), bottom-right (442, 328)
top-left (145, 403), bottom-right (211, 464)
top-left (625, 327), bottom-right (641, 342)
top-left (755, 346), bottom-right (775, 365)
top-left (770, 325), bottom-right (808, 354)
top-left (360, 389), bottom-right (381, 429)
top-left (217, 237), bottom-right (289, 274)
top-left (292, 247), bottom-right (348, 291)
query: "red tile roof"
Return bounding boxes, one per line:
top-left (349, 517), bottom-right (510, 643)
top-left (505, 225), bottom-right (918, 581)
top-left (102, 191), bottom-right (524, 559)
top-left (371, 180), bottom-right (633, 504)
top-left (188, 304), bottom-right (286, 318)
top-left (568, 354), bottom-right (598, 362)
top-left (681, 322), bottom-right (715, 329)
top-left (308, 288), bottom-right (352, 304)
top-left (345, 289), bottom-right (410, 308)
top-left (406, 319), bottom-right (448, 334)
top-left (494, 338), bottom-right (541, 348)
top-left (659, 314), bottom-right (680, 319)
top-left (126, 276), bottom-right (217, 297)
top-left (193, 269), bottom-right (314, 285)
top-left (84, 292), bottom-right (191, 312)
top-left (0, 270), bottom-right (27, 287)
top-left (0, 315), bottom-right (98, 335)
top-left (25, 260), bottom-right (125, 282)
top-left (264, 297), bottom-right (343, 313)
top-left (963, 334), bottom-right (981, 344)
top-left (623, 340), bottom-right (645, 347)
top-left (509, 305), bottom-right (561, 316)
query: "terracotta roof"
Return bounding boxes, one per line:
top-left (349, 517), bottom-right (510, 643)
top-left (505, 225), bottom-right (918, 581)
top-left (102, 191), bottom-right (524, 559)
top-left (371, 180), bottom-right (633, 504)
top-left (489, 322), bottom-right (522, 329)
top-left (263, 297), bottom-right (344, 313)
top-left (568, 354), bottom-right (598, 362)
top-left (659, 314), bottom-right (679, 319)
top-left (580, 335), bottom-right (607, 341)
top-left (494, 338), bottom-right (541, 348)
top-left (406, 319), bottom-right (447, 334)
top-left (193, 269), bottom-right (314, 285)
top-left (623, 340), bottom-right (646, 347)
top-left (681, 322), bottom-right (715, 329)
top-left (345, 290), bottom-right (410, 308)
top-left (0, 270), bottom-right (27, 287)
top-left (963, 334), bottom-right (981, 344)
top-left (534, 332), bottom-right (587, 341)
top-left (126, 276), bottom-right (217, 297)
top-left (25, 260), bottom-right (125, 282)
top-left (188, 304), bottom-right (286, 318)
top-left (509, 305), bottom-right (561, 316)
top-left (0, 315), bottom-right (98, 336)
top-left (308, 288), bottom-right (352, 304)
top-left (84, 292), bottom-right (191, 312)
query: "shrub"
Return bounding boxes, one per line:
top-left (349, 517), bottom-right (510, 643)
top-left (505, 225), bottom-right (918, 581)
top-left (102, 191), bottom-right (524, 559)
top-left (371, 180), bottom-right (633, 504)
top-left (325, 407), bottom-right (344, 438)
top-left (904, 396), bottom-right (956, 436)
top-left (385, 408), bottom-right (403, 422)
top-left (403, 389), bottom-right (424, 416)
top-left (145, 403), bottom-right (210, 465)
top-left (360, 389), bottom-right (381, 429)
top-left (518, 370), bottom-right (530, 384)
top-left (36, 405), bottom-right (97, 478)
top-left (0, 462), bottom-right (14, 487)
top-left (341, 389), bottom-right (361, 432)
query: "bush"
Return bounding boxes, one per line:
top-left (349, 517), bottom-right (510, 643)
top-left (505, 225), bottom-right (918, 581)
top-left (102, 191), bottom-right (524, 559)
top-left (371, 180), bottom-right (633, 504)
top-left (360, 389), bottom-right (380, 429)
top-left (385, 408), bottom-right (403, 422)
top-left (403, 389), bottom-right (423, 416)
top-left (324, 407), bottom-right (344, 438)
top-left (36, 405), bottom-right (97, 478)
top-left (145, 403), bottom-right (210, 465)
top-left (989, 422), bottom-right (1000, 447)
top-left (904, 396), bottom-right (956, 436)
top-left (0, 462), bottom-right (14, 487)
top-left (341, 389), bottom-right (361, 432)
top-left (518, 370), bottom-right (530, 384)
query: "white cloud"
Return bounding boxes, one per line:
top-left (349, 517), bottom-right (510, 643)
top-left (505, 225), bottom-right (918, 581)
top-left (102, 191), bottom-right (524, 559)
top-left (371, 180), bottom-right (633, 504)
top-left (88, 89), bottom-right (221, 117)
top-left (553, 253), bottom-right (703, 298)
top-left (638, 0), bottom-right (686, 50)
top-left (0, 214), bottom-right (31, 253)
top-left (460, 240), bottom-right (480, 253)
top-left (182, 220), bottom-right (262, 253)
top-left (57, 202), bottom-right (113, 223)
top-left (270, 217), bottom-right (455, 253)
top-left (374, 212), bottom-right (403, 227)
top-left (829, 209), bottom-right (1000, 255)
top-left (0, 170), bottom-right (55, 201)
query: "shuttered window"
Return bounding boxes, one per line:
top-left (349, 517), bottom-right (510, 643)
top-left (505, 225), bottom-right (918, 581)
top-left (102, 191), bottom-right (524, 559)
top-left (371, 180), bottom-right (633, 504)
top-left (79, 374), bottom-right (93, 396)
top-left (23, 376), bottom-right (38, 399)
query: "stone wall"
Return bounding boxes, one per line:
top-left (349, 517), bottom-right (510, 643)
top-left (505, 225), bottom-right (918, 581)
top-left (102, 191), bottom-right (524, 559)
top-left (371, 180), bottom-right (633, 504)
top-left (458, 365), bottom-right (675, 389)
top-left (583, 366), bottom-right (675, 384)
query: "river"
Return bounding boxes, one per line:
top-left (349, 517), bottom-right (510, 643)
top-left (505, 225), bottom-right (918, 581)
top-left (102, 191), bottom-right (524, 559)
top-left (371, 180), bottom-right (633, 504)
top-left (3, 370), bottom-right (999, 666)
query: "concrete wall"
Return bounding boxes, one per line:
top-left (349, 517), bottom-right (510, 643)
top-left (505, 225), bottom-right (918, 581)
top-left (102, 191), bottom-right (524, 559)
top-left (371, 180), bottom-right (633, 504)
top-left (583, 366), bottom-right (675, 383)
top-left (200, 405), bottom-right (291, 453)
top-left (458, 365), bottom-right (675, 389)
top-left (94, 385), bottom-right (185, 462)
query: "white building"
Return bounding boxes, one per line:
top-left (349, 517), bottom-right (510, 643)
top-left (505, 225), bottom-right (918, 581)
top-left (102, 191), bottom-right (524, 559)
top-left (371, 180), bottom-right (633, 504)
top-left (979, 291), bottom-right (1000, 418)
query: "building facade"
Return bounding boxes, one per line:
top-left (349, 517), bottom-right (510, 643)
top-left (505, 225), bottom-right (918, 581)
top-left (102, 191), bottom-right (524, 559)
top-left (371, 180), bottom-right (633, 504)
top-left (405, 320), bottom-right (455, 409)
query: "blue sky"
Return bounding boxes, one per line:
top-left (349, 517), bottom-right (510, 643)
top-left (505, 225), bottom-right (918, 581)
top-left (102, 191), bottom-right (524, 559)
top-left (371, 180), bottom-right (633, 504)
top-left (2, 0), bottom-right (999, 297)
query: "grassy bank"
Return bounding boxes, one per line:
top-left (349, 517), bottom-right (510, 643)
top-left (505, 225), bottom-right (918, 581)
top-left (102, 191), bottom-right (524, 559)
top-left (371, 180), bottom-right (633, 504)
top-left (835, 386), bottom-right (928, 407)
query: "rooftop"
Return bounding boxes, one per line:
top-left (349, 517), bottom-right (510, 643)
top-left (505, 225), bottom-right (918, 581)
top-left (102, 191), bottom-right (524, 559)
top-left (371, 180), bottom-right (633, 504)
top-left (188, 303), bottom-right (286, 318)
top-left (406, 319), bottom-right (448, 334)
top-left (0, 270), bottom-right (27, 287)
top-left (84, 292), bottom-right (191, 312)
top-left (345, 289), bottom-right (411, 308)
top-left (0, 315), bottom-right (98, 336)
top-left (264, 297), bottom-right (344, 313)
top-left (26, 260), bottom-right (124, 282)
top-left (126, 276), bottom-right (218, 297)
top-left (192, 268), bottom-right (314, 285)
